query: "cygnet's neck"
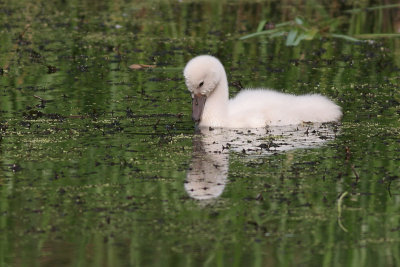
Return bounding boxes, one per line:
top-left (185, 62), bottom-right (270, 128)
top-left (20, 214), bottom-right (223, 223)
top-left (200, 72), bottom-right (229, 127)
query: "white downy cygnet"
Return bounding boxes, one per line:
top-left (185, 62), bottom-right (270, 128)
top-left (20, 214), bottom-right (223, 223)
top-left (183, 55), bottom-right (342, 128)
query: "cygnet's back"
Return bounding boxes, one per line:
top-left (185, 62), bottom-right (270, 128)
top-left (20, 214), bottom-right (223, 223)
top-left (228, 89), bottom-right (342, 127)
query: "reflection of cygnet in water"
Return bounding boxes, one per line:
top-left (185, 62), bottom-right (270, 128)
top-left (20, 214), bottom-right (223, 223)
top-left (185, 123), bottom-right (339, 200)
top-left (226, 123), bottom-right (339, 155)
top-left (185, 128), bottom-right (229, 200)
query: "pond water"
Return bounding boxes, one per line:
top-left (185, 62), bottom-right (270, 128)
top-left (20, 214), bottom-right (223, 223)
top-left (0, 1), bottom-right (399, 266)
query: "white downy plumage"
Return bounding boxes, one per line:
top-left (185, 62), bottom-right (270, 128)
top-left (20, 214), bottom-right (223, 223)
top-left (184, 55), bottom-right (342, 128)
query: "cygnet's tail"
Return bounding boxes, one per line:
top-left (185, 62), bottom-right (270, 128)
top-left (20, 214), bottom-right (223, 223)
top-left (295, 94), bottom-right (342, 123)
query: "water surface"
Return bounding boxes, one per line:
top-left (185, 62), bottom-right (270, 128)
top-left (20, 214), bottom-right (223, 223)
top-left (0, 1), bottom-right (399, 266)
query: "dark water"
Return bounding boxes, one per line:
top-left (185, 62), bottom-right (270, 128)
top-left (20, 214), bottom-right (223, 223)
top-left (0, 1), bottom-right (399, 266)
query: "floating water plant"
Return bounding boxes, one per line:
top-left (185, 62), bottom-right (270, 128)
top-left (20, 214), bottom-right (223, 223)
top-left (240, 17), bottom-right (361, 45)
top-left (241, 3), bottom-right (400, 45)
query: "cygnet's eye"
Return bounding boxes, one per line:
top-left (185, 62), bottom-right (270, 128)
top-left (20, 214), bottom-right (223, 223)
top-left (199, 81), bottom-right (204, 87)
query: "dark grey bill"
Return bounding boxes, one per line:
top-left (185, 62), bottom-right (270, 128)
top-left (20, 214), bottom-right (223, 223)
top-left (192, 94), bottom-right (207, 122)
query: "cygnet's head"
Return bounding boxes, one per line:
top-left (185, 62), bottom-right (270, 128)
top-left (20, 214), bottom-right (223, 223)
top-left (183, 55), bottom-right (225, 122)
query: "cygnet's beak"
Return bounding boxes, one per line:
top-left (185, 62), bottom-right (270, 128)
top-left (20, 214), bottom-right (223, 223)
top-left (192, 94), bottom-right (207, 122)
